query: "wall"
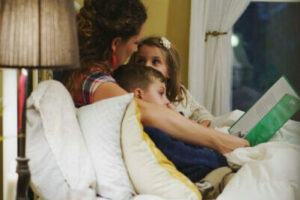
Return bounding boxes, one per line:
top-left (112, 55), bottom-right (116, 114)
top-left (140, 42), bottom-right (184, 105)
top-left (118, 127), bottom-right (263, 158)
top-left (141, 0), bottom-right (170, 37)
top-left (75, 0), bottom-right (83, 6)
top-left (166, 0), bottom-right (190, 86)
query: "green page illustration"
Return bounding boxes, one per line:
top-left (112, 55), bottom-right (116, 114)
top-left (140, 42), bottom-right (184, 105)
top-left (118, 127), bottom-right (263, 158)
top-left (245, 94), bottom-right (300, 146)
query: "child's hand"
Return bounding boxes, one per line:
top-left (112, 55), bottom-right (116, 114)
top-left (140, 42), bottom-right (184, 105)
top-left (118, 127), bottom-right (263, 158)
top-left (167, 103), bottom-right (177, 112)
top-left (200, 120), bottom-right (211, 127)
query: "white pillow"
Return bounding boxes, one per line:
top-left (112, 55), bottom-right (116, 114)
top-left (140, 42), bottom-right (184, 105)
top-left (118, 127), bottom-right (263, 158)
top-left (77, 94), bottom-right (135, 200)
top-left (26, 80), bottom-right (97, 200)
top-left (121, 101), bottom-right (202, 200)
top-left (132, 195), bottom-right (166, 200)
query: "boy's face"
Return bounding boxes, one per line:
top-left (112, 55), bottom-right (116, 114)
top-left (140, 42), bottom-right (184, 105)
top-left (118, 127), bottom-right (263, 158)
top-left (138, 78), bottom-right (170, 108)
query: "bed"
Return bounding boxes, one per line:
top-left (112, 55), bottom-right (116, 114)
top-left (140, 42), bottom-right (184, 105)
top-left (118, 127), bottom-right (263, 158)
top-left (25, 80), bottom-right (300, 200)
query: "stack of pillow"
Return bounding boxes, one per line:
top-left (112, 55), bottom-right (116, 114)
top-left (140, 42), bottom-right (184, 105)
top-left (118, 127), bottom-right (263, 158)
top-left (26, 80), bottom-right (202, 200)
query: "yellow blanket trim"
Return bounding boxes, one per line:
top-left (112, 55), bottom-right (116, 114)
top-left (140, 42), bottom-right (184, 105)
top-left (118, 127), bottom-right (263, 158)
top-left (133, 100), bottom-right (202, 200)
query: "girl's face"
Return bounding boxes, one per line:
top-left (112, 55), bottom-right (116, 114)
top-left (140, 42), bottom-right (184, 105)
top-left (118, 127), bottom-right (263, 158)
top-left (134, 45), bottom-right (169, 78)
top-left (115, 24), bottom-right (145, 66)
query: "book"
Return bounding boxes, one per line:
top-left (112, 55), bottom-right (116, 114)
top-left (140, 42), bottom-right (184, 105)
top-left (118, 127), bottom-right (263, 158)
top-left (229, 76), bottom-right (300, 146)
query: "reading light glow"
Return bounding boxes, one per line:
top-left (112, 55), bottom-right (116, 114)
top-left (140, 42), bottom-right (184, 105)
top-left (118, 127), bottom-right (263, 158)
top-left (231, 34), bottom-right (239, 47)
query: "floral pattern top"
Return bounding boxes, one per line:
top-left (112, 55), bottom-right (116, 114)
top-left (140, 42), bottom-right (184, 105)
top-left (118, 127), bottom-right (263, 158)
top-left (171, 85), bottom-right (214, 123)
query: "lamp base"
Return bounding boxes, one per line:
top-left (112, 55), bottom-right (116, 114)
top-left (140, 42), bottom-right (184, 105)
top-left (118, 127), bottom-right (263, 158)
top-left (16, 157), bottom-right (30, 200)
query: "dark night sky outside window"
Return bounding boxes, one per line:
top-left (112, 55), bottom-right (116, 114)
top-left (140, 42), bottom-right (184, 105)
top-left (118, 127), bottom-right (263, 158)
top-left (232, 2), bottom-right (300, 120)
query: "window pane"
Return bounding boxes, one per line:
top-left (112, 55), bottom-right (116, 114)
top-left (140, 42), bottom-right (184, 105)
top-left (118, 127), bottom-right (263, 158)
top-left (232, 2), bottom-right (300, 120)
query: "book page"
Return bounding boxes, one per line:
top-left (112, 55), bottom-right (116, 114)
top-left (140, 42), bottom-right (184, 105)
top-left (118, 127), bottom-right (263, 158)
top-left (230, 76), bottom-right (299, 137)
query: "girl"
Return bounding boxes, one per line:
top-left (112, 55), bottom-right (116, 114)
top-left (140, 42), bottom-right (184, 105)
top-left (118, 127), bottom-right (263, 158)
top-left (63, 0), bottom-right (249, 154)
top-left (130, 36), bottom-right (213, 127)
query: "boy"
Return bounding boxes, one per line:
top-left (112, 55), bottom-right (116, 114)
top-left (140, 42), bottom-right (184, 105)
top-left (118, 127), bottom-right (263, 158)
top-left (113, 63), bottom-right (233, 198)
top-left (113, 64), bottom-right (228, 182)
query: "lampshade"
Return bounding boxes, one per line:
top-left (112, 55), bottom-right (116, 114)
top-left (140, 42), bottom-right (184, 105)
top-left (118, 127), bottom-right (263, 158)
top-left (0, 0), bottom-right (79, 69)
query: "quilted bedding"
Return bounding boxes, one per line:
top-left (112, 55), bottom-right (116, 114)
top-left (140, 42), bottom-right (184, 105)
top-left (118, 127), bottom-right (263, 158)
top-left (212, 112), bottom-right (300, 200)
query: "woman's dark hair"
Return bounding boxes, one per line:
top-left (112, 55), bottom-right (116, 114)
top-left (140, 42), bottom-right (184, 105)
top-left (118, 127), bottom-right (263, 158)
top-left (129, 36), bottom-right (186, 103)
top-left (77, 0), bottom-right (147, 71)
top-left (64, 0), bottom-right (147, 98)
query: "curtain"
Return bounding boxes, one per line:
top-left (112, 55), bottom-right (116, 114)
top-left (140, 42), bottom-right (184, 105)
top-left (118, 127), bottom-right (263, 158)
top-left (188, 0), bottom-right (250, 116)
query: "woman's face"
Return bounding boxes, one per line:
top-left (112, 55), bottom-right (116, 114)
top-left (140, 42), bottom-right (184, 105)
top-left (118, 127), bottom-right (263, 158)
top-left (134, 45), bottom-right (169, 78)
top-left (115, 24), bottom-right (145, 66)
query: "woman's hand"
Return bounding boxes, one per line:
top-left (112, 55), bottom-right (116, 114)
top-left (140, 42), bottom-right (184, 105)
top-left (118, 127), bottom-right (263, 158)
top-left (214, 134), bottom-right (250, 154)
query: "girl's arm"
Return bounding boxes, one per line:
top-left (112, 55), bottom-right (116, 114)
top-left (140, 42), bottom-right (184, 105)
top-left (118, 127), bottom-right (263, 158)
top-left (174, 86), bottom-right (214, 127)
top-left (200, 120), bottom-right (211, 127)
top-left (94, 82), bottom-right (249, 154)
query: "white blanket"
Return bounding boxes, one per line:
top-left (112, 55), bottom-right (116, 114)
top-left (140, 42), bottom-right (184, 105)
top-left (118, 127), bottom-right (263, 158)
top-left (219, 142), bottom-right (300, 200)
top-left (211, 111), bottom-right (300, 200)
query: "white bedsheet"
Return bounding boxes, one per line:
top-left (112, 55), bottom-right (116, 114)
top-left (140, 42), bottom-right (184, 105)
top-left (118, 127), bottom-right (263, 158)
top-left (212, 111), bottom-right (300, 200)
top-left (219, 142), bottom-right (300, 200)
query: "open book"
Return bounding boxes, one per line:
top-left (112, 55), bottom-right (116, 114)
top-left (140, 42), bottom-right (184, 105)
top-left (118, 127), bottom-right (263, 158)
top-left (229, 76), bottom-right (300, 146)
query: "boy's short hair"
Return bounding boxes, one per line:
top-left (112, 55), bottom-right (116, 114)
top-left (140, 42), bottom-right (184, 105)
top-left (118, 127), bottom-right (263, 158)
top-left (113, 63), bottom-right (166, 92)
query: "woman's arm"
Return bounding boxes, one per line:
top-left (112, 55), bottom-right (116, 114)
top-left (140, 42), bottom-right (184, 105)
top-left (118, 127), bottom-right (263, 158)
top-left (137, 99), bottom-right (249, 154)
top-left (93, 82), bottom-right (128, 100)
top-left (94, 82), bottom-right (249, 154)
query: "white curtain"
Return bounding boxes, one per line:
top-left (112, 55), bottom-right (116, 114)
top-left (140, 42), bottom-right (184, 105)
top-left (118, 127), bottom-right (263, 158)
top-left (188, 0), bottom-right (250, 116)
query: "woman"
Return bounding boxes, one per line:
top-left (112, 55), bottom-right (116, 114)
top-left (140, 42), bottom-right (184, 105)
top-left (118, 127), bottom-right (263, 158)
top-left (64, 0), bottom-right (249, 154)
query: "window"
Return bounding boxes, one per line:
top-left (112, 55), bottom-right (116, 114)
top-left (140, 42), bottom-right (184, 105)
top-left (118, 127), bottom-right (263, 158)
top-left (232, 2), bottom-right (300, 120)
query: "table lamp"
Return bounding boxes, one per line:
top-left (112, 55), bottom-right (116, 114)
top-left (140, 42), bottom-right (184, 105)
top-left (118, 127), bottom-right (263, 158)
top-left (0, 0), bottom-right (79, 199)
